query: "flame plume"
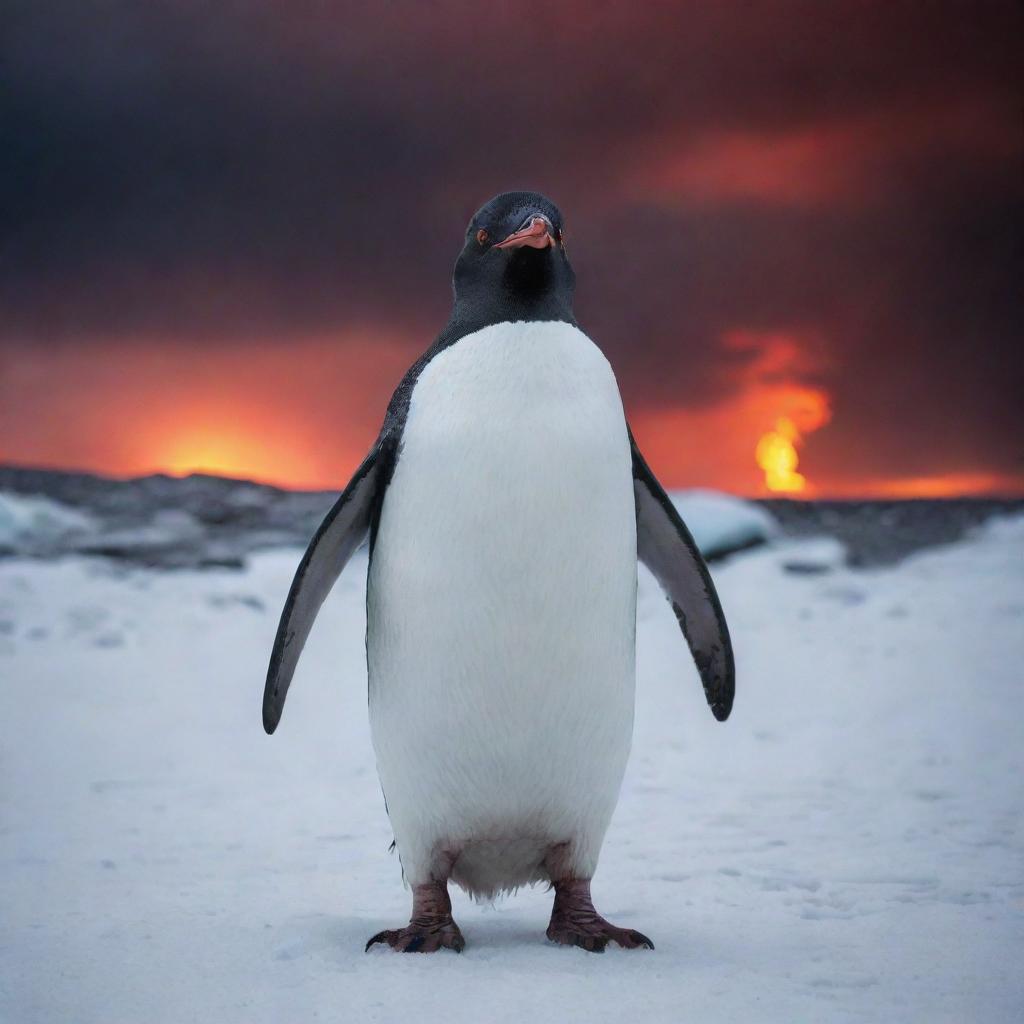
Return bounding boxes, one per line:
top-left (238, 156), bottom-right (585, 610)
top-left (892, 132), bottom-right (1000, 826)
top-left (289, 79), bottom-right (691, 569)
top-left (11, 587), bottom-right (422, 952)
top-left (755, 390), bottom-right (830, 494)
top-left (756, 417), bottom-right (806, 493)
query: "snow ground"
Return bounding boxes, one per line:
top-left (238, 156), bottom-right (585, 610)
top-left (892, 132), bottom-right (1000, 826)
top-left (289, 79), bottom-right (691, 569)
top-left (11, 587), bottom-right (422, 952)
top-left (1, 518), bottom-right (1022, 1023)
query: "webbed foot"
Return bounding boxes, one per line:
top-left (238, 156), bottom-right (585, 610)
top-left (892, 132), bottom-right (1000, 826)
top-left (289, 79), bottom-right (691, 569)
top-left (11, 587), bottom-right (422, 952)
top-left (365, 880), bottom-right (465, 953)
top-left (546, 878), bottom-right (654, 953)
top-left (365, 920), bottom-right (465, 953)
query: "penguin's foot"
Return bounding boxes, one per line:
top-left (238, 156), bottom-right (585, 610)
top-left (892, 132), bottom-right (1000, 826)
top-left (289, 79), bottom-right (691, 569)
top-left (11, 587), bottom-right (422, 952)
top-left (364, 920), bottom-right (465, 953)
top-left (365, 881), bottom-right (465, 954)
top-left (546, 878), bottom-right (654, 953)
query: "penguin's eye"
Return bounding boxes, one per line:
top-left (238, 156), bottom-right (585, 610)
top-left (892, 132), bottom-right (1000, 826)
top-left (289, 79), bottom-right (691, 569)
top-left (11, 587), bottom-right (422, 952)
top-left (476, 228), bottom-right (489, 246)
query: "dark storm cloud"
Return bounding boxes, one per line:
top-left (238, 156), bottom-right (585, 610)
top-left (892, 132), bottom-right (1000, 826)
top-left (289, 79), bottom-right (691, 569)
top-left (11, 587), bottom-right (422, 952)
top-left (2, 0), bottom-right (1022, 483)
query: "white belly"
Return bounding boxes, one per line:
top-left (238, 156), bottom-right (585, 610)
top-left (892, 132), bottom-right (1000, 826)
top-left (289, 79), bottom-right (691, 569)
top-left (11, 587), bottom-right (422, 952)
top-left (366, 320), bottom-right (637, 898)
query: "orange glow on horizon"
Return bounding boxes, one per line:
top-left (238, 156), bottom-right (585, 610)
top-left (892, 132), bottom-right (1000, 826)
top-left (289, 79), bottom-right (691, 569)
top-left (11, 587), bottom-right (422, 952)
top-left (2, 332), bottom-right (1021, 499)
top-left (156, 424), bottom-right (324, 488)
top-left (815, 472), bottom-right (1024, 500)
top-left (0, 331), bottom-right (414, 491)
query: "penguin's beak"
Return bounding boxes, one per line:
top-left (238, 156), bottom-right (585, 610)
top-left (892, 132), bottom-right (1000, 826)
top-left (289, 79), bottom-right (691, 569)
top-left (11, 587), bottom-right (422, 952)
top-left (495, 215), bottom-right (554, 250)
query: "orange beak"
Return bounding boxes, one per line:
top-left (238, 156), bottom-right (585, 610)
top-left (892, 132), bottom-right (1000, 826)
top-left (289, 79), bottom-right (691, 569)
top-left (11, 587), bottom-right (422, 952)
top-left (495, 216), bottom-right (554, 250)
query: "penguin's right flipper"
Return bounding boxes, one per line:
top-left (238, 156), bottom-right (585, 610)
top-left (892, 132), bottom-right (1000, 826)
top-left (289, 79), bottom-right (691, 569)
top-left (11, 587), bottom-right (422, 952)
top-left (630, 429), bottom-right (735, 722)
top-left (262, 444), bottom-right (387, 734)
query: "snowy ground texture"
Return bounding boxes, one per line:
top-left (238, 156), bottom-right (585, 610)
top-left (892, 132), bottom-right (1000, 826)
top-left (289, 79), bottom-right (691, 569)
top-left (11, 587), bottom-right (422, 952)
top-left (2, 514), bottom-right (1022, 1022)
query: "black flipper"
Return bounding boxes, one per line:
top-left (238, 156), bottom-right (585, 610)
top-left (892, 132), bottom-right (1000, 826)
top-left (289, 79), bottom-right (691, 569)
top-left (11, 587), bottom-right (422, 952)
top-left (262, 446), bottom-right (386, 734)
top-left (630, 429), bottom-right (735, 721)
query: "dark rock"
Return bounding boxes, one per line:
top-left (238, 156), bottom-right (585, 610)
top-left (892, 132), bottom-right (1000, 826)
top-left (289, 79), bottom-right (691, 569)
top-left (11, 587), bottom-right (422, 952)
top-left (757, 498), bottom-right (1024, 568)
top-left (2, 464), bottom-right (1021, 572)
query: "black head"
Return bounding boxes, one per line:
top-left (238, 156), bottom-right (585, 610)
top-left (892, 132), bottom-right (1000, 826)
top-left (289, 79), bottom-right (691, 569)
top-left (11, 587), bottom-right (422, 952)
top-left (450, 191), bottom-right (576, 331)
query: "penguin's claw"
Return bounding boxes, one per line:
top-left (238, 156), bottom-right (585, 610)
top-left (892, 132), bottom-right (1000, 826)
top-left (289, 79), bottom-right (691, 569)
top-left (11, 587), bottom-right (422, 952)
top-left (621, 928), bottom-right (656, 950)
top-left (365, 922), bottom-right (465, 953)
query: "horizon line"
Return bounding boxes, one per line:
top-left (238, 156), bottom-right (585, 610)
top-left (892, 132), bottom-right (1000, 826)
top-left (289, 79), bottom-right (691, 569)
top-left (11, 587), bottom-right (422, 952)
top-left (2, 460), bottom-right (1023, 503)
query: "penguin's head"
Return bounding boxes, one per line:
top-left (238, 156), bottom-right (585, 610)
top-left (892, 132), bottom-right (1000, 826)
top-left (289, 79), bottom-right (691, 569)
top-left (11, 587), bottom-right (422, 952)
top-left (452, 191), bottom-right (575, 322)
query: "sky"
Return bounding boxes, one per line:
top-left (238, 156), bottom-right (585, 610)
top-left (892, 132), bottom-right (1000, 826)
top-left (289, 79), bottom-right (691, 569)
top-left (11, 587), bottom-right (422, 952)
top-left (2, 1), bottom-right (1022, 496)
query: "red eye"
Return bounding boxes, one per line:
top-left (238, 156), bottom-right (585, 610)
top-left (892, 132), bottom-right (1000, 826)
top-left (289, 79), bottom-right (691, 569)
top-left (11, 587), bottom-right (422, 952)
top-left (476, 228), bottom-right (489, 245)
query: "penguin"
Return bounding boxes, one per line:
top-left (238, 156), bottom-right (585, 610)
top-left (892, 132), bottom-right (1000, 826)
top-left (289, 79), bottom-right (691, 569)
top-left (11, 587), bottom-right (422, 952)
top-left (263, 191), bottom-right (734, 954)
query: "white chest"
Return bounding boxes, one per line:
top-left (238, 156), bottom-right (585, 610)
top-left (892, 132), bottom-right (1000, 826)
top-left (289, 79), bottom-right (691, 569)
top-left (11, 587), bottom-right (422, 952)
top-left (368, 319), bottom-right (636, 649)
top-left (387, 318), bottom-right (632, 538)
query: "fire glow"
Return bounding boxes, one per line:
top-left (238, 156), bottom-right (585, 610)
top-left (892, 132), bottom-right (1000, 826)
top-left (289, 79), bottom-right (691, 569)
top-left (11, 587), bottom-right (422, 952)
top-left (754, 389), bottom-right (831, 495)
top-left (756, 418), bottom-right (807, 493)
top-left (3, 332), bottom-right (1019, 499)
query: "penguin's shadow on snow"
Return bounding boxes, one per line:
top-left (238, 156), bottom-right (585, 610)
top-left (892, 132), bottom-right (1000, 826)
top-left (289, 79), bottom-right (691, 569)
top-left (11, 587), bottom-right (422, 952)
top-left (298, 909), bottom-right (763, 973)
top-left (307, 914), bottom-right (687, 965)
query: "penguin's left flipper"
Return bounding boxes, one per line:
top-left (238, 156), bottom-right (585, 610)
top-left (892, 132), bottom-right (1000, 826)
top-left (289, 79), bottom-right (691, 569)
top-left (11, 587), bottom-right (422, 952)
top-left (262, 443), bottom-right (387, 734)
top-left (630, 429), bottom-right (735, 722)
